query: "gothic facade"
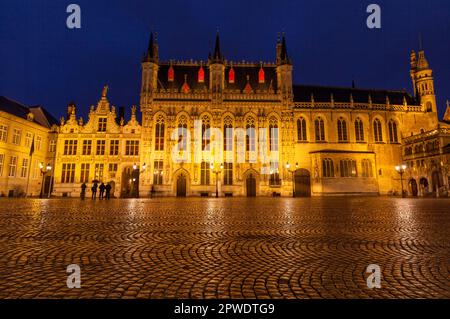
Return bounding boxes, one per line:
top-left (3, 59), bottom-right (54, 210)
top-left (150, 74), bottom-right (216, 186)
top-left (49, 33), bottom-right (447, 198)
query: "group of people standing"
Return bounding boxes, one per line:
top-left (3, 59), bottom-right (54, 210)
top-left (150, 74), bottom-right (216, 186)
top-left (80, 182), bottom-right (112, 200)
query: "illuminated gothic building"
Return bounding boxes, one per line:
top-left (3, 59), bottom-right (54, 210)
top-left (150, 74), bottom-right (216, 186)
top-left (47, 33), bottom-right (447, 197)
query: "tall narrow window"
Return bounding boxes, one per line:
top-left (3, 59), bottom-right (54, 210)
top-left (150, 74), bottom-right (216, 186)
top-left (315, 117), bottom-right (325, 142)
top-left (9, 156), bottom-right (17, 177)
top-left (0, 125), bottom-right (7, 142)
top-left (361, 159), bottom-right (373, 177)
top-left (221, 117), bottom-right (232, 152)
top-left (228, 67), bottom-right (235, 83)
top-left (96, 140), bottom-right (106, 155)
top-left (322, 158), bottom-right (334, 177)
top-left (198, 66), bottom-right (204, 83)
top-left (80, 163), bottom-right (90, 183)
top-left (20, 158), bottom-right (29, 178)
top-left (388, 120), bottom-right (398, 143)
top-left (49, 140), bottom-right (56, 152)
top-left (64, 140), bottom-right (78, 155)
top-left (201, 116), bottom-right (211, 151)
top-left (25, 132), bottom-right (32, 147)
top-left (374, 119), bottom-right (383, 142)
top-left (61, 163), bottom-right (75, 183)
top-left (94, 163), bottom-right (104, 181)
top-left (355, 118), bottom-right (364, 142)
top-left (340, 159), bottom-right (357, 177)
top-left (0, 154), bottom-right (4, 176)
top-left (109, 140), bottom-right (119, 155)
top-left (200, 161), bottom-right (210, 185)
top-left (125, 140), bottom-right (139, 156)
top-left (258, 66), bottom-right (265, 83)
top-left (297, 118), bottom-right (307, 141)
top-left (178, 116), bottom-right (188, 151)
top-left (153, 160), bottom-right (164, 185)
top-left (12, 129), bottom-right (21, 145)
top-left (337, 118), bottom-right (348, 142)
top-left (246, 118), bottom-right (256, 152)
top-left (82, 140), bottom-right (92, 155)
top-left (98, 118), bottom-right (107, 132)
top-left (223, 162), bottom-right (233, 185)
top-left (155, 115), bottom-right (165, 151)
top-left (269, 117), bottom-right (279, 151)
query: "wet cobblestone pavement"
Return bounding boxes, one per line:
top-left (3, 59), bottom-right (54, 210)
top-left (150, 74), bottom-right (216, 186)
top-left (0, 197), bottom-right (449, 299)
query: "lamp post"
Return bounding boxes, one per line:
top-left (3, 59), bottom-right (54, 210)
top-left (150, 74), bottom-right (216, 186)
top-left (395, 164), bottom-right (407, 198)
top-left (285, 162), bottom-right (299, 197)
top-left (39, 162), bottom-right (52, 198)
top-left (132, 162), bottom-right (146, 197)
top-left (210, 162), bottom-right (223, 198)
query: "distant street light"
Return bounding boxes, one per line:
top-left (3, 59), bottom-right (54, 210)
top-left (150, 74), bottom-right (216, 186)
top-left (395, 164), bottom-right (407, 198)
top-left (39, 162), bottom-right (52, 198)
top-left (210, 162), bottom-right (223, 198)
top-left (285, 162), bottom-right (299, 197)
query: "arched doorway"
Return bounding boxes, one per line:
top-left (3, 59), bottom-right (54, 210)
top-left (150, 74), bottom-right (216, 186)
top-left (121, 167), bottom-right (139, 198)
top-left (409, 179), bottom-right (418, 197)
top-left (246, 174), bottom-right (256, 197)
top-left (294, 169), bottom-right (311, 197)
top-left (176, 174), bottom-right (187, 197)
top-left (419, 177), bottom-right (429, 194)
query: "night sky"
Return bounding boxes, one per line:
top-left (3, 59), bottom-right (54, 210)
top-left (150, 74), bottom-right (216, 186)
top-left (1, 0), bottom-right (449, 120)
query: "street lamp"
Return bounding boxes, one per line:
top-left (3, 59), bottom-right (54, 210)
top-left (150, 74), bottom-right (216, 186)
top-left (210, 162), bottom-right (223, 198)
top-left (285, 162), bottom-right (299, 197)
top-left (39, 162), bottom-right (52, 198)
top-left (395, 164), bottom-right (407, 198)
top-left (131, 163), bottom-right (146, 197)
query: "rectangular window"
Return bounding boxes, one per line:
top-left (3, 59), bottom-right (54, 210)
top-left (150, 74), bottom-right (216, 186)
top-left (82, 140), bottom-right (92, 155)
top-left (125, 140), bottom-right (139, 156)
top-left (94, 163), bottom-right (104, 181)
top-left (361, 159), bottom-right (373, 177)
top-left (32, 160), bottom-right (40, 179)
top-left (223, 162), bottom-right (233, 185)
top-left (98, 118), bottom-right (107, 132)
top-left (322, 158), bottom-right (335, 177)
top-left (49, 140), bottom-right (56, 152)
top-left (80, 163), bottom-right (90, 183)
top-left (340, 159), bottom-right (357, 178)
top-left (8, 156), bottom-right (17, 177)
top-left (25, 132), bottom-right (32, 147)
top-left (20, 158), bottom-right (29, 178)
top-left (153, 160), bottom-right (164, 185)
top-left (61, 163), bottom-right (76, 183)
top-left (12, 129), bottom-right (21, 145)
top-left (110, 140), bottom-right (119, 155)
top-left (108, 163), bottom-right (118, 178)
top-left (0, 125), bottom-right (7, 142)
top-left (0, 154), bottom-right (4, 176)
top-left (64, 140), bottom-right (78, 155)
top-left (96, 140), bottom-right (106, 155)
top-left (36, 136), bottom-right (42, 151)
top-left (200, 161), bottom-right (210, 185)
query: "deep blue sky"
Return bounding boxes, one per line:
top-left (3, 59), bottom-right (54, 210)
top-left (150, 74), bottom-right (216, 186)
top-left (1, 0), bottom-right (449, 120)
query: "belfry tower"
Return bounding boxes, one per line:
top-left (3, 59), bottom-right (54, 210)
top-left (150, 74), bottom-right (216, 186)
top-left (410, 48), bottom-right (437, 113)
top-left (140, 32), bottom-right (159, 122)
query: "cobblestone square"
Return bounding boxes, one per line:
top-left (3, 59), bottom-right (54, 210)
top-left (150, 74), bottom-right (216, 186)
top-left (0, 197), bottom-right (449, 299)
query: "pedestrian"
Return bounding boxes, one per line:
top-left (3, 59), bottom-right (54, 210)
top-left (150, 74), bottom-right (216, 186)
top-left (105, 183), bottom-right (112, 200)
top-left (99, 182), bottom-right (106, 199)
top-left (91, 182), bottom-right (98, 199)
top-left (80, 183), bottom-right (87, 200)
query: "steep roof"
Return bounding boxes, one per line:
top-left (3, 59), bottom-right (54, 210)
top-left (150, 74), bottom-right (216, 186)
top-left (0, 96), bottom-right (58, 128)
top-left (293, 85), bottom-right (420, 105)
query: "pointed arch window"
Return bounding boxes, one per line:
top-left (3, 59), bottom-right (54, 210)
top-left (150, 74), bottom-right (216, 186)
top-left (269, 117), bottom-right (279, 151)
top-left (201, 115), bottom-right (211, 151)
top-left (168, 65), bottom-right (174, 82)
top-left (373, 119), bottom-right (383, 142)
top-left (228, 67), bottom-right (235, 84)
top-left (297, 117), bottom-right (307, 141)
top-left (177, 115), bottom-right (188, 151)
top-left (258, 66), bottom-right (265, 83)
top-left (337, 117), bottom-right (348, 142)
top-left (388, 120), bottom-right (398, 143)
top-left (198, 66), bottom-right (204, 83)
top-left (315, 117), bottom-right (325, 142)
top-left (223, 116), bottom-right (233, 152)
top-left (246, 117), bottom-right (256, 152)
top-left (355, 118), bottom-right (364, 142)
top-left (155, 115), bottom-right (165, 151)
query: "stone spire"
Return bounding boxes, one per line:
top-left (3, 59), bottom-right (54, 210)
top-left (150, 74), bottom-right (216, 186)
top-left (143, 31), bottom-right (158, 63)
top-left (210, 31), bottom-right (224, 63)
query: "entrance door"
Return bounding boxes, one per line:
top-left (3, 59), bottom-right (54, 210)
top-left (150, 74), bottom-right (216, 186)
top-left (294, 169), bottom-right (311, 197)
top-left (246, 174), bottom-right (256, 197)
top-left (177, 174), bottom-right (187, 197)
top-left (121, 167), bottom-right (139, 198)
top-left (409, 179), bottom-right (418, 197)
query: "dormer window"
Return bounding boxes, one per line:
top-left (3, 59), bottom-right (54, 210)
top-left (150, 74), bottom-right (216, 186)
top-left (98, 118), bottom-right (107, 132)
top-left (228, 66), bottom-right (235, 84)
top-left (198, 65), bottom-right (204, 83)
top-left (168, 65), bottom-right (174, 82)
top-left (258, 65), bottom-right (265, 83)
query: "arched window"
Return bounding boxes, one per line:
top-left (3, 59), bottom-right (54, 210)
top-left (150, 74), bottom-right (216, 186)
top-left (269, 117), bottom-right (279, 151)
top-left (315, 117), bottom-right (325, 142)
top-left (361, 159), bottom-right (373, 177)
top-left (201, 115), bottom-right (211, 151)
top-left (355, 118), bottom-right (364, 142)
top-left (340, 159), bottom-right (357, 177)
top-left (297, 117), bottom-right (307, 141)
top-left (322, 158), bottom-right (334, 177)
top-left (223, 116), bottom-right (233, 151)
top-left (155, 115), bottom-right (165, 151)
top-left (337, 118), bottom-right (348, 142)
top-left (388, 120), bottom-right (398, 143)
top-left (200, 161), bottom-right (210, 185)
top-left (373, 119), bottom-right (383, 142)
top-left (177, 115), bottom-right (188, 151)
top-left (246, 117), bottom-right (256, 152)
